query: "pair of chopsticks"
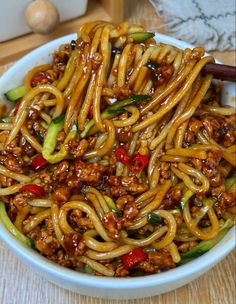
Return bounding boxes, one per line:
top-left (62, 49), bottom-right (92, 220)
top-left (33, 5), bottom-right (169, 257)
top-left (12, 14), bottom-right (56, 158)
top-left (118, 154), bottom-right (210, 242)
top-left (202, 63), bottom-right (236, 82)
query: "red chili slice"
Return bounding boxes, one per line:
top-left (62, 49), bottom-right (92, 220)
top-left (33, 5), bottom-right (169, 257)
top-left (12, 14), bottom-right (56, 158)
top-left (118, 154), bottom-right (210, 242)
top-left (128, 154), bottom-right (149, 174)
top-left (121, 248), bottom-right (148, 270)
top-left (32, 154), bottom-right (49, 171)
top-left (19, 184), bottom-right (45, 197)
top-left (115, 147), bottom-right (131, 164)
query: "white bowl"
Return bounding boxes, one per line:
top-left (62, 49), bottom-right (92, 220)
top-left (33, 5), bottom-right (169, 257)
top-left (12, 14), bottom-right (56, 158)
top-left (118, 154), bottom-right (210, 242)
top-left (0, 33), bottom-right (235, 300)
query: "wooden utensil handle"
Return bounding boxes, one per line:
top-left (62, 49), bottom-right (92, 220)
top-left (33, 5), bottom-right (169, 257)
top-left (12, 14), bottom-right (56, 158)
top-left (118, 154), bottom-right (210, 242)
top-left (202, 63), bottom-right (236, 82)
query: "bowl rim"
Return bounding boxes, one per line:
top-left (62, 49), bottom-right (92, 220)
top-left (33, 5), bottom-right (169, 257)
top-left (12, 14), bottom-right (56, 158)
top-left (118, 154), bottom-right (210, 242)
top-left (0, 32), bottom-right (235, 290)
top-left (0, 219), bottom-right (235, 289)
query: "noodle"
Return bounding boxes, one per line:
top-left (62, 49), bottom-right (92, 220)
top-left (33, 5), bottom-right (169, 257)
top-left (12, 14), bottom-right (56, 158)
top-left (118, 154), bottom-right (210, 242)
top-left (59, 201), bottom-right (112, 242)
top-left (83, 120), bottom-right (115, 159)
top-left (121, 226), bottom-right (168, 246)
top-left (23, 209), bottom-right (51, 233)
top-left (0, 20), bottom-right (234, 278)
top-left (0, 165), bottom-right (31, 183)
top-left (86, 245), bottom-right (135, 260)
top-left (93, 25), bottom-right (113, 132)
top-left (84, 235), bottom-right (118, 252)
top-left (171, 164), bottom-right (210, 193)
top-left (6, 84), bottom-right (64, 145)
top-left (78, 256), bottom-right (115, 277)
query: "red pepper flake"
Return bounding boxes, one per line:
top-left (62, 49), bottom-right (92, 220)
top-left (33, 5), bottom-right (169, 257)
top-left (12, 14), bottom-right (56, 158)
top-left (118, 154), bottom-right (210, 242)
top-left (128, 154), bottom-right (149, 174)
top-left (115, 147), bottom-right (131, 164)
top-left (88, 104), bottom-right (94, 118)
top-left (31, 74), bottom-right (47, 87)
top-left (121, 248), bottom-right (148, 270)
top-left (32, 154), bottom-right (49, 171)
top-left (19, 184), bottom-right (45, 197)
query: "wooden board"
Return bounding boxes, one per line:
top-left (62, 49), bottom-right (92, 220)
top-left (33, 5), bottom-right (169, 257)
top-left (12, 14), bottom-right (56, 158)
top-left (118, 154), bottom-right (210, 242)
top-left (0, 0), bottom-right (111, 65)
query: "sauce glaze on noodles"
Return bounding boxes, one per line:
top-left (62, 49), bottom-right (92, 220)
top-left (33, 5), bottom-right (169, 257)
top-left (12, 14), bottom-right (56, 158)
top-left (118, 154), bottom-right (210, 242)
top-left (0, 21), bottom-right (235, 277)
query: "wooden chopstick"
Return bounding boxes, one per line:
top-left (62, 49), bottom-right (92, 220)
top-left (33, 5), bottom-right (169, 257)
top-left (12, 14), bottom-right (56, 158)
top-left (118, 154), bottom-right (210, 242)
top-left (202, 63), bottom-right (236, 82)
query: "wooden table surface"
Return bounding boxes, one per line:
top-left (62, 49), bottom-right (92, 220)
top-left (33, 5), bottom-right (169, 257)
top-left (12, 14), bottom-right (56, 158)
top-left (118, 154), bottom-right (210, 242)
top-left (0, 0), bottom-right (235, 303)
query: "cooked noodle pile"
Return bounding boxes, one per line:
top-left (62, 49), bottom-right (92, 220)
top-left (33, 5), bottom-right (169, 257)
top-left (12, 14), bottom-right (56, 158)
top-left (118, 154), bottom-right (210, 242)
top-left (0, 21), bottom-right (235, 277)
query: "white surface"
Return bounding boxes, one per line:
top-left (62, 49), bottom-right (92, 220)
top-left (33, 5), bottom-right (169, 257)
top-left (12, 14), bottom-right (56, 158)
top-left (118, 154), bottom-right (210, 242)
top-left (0, 33), bottom-right (235, 300)
top-left (0, 0), bottom-right (88, 41)
top-left (150, 0), bottom-right (236, 51)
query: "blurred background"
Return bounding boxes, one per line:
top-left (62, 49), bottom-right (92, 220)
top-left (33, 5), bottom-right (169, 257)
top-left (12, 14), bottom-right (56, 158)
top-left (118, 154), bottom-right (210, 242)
top-left (0, 0), bottom-right (235, 66)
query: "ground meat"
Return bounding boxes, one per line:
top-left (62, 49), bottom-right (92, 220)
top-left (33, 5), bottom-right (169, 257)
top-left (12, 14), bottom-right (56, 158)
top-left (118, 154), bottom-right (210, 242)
top-left (30, 218), bottom-right (60, 256)
top-left (115, 195), bottom-right (139, 219)
top-left (53, 49), bottom-right (69, 72)
top-left (108, 175), bottom-right (148, 197)
top-left (211, 185), bottom-right (224, 198)
top-left (188, 117), bottom-right (202, 133)
top-left (67, 176), bottom-right (81, 189)
top-left (184, 130), bottom-right (195, 146)
top-left (52, 161), bottom-right (69, 183)
top-left (0, 154), bottom-right (24, 173)
top-left (32, 121), bottom-right (47, 139)
top-left (69, 208), bottom-right (83, 222)
top-left (138, 260), bottom-right (156, 273)
top-left (103, 210), bottom-right (134, 239)
top-left (77, 217), bottom-right (94, 229)
top-left (211, 116), bottom-right (236, 147)
top-left (35, 232), bottom-right (60, 256)
top-left (191, 206), bottom-right (201, 218)
top-left (68, 138), bottom-right (89, 158)
top-left (57, 131), bottom-right (66, 143)
top-left (215, 192), bottom-right (236, 215)
top-left (53, 187), bottom-right (71, 206)
top-left (116, 195), bottom-right (135, 209)
top-left (0, 104), bottom-right (7, 118)
top-left (160, 162), bottom-right (170, 180)
top-left (3, 137), bottom-right (21, 157)
top-left (123, 201), bottom-right (138, 220)
top-left (49, 249), bottom-right (74, 268)
top-left (33, 172), bottom-right (52, 193)
top-left (193, 150), bottom-right (224, 188)
top-left (204, 151), bottom-right (222, 168)
top-left (112, 85), bottom-right (132, 99)
top-left (210, 172), bottom-right (223, 187)
top-left (50, 159), bottom-right (106, 194)
top-left (174, 214), bottom-right (183, 227)
top-left (0, 174), bottom-right (15, 187)
top-left (161, 187), bottom-right (182, 209)
top-left (10, 192), bottom-right (35, 208)
top-left (116, 127), bottom-right (132, 143)
top-left (45, 69), bottom-right (59, 83)
top-left (28, 108), bottom-right (41, 120)
top-left (64, 233), bottom-right (86, 256)
top-left (68, 209), bottom-right (94, 230)
top-left (115, 265), bottom-right (129, 277)
top-left (154, 64), bottom-right (174, 87)
top-left (74, 160), bottom-right (105, 184)
top-left (148, 249), bottom-right (176, 270)
top-left (178, 241), bottom-right (198, 253)
top-left (103, 211), bottom-right (120, 239)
